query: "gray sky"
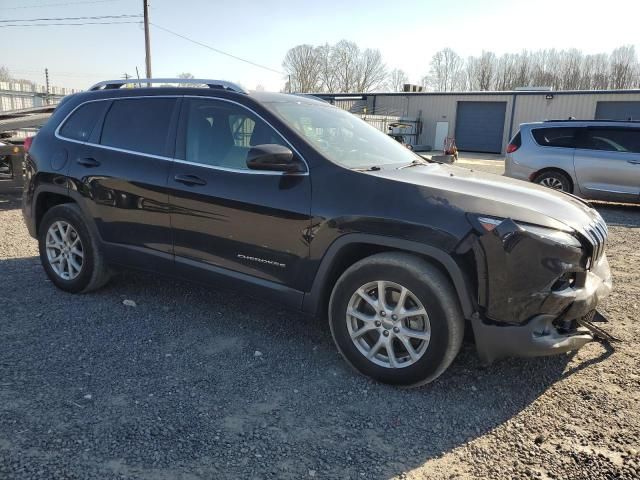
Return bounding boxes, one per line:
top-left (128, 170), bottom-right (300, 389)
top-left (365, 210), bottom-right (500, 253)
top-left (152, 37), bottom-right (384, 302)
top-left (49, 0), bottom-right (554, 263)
top-left (1, 0), bottom-right (639, 91)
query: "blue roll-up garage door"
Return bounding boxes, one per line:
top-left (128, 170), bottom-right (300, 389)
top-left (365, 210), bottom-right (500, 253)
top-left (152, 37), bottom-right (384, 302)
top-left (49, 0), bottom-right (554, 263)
top-left (595, 101), bottom-right (640, 121)
top-left (455, 101), bottom-right (506, 153)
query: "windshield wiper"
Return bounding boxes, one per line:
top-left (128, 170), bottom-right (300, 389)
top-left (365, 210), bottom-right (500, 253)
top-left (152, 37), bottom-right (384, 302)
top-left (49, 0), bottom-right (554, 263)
top-left (398, 158), bottom-right (429, 169)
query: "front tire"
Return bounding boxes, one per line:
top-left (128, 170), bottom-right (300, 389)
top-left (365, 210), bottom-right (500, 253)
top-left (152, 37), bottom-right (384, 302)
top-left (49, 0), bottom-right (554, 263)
top-left (328, 252), bottom-right (464, 386)
top-left (38, 203), bottom-right (110, 293)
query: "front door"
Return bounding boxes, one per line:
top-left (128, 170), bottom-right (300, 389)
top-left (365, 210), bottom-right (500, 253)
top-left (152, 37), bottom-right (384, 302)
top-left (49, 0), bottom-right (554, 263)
top-left (168, 97), bottom-right (311, 306)
top-left (573, 126), bottom-right (640, 202)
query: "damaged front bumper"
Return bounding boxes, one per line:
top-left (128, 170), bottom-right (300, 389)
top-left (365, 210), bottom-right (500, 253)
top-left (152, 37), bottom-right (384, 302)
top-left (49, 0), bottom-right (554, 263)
top-left (468, 217), bottom-right (613, 364)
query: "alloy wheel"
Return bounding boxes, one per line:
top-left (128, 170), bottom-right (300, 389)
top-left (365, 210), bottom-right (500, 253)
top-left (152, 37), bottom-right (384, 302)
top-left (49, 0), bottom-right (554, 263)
top-left (346, 280), bottom-right (431, 369)
top-left (45, 220), bottom-right (84, 280)
top-left (539, 177), bottom-right (565, 190)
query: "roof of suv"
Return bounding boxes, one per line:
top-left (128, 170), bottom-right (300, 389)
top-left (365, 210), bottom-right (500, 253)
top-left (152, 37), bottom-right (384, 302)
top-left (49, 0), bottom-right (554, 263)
top-left (521, 119), bottom-right (640, 129)
top-left (80, 78), bottom-right (330, 107)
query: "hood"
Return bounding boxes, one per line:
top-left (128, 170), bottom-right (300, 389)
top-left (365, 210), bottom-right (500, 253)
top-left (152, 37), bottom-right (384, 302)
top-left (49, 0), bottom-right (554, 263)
top-left (371, 163), bottom-right (600, 233)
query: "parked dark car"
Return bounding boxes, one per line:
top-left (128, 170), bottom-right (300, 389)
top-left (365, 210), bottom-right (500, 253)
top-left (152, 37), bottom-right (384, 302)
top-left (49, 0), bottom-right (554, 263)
top-left (22, 79), bottom-right (612, 386)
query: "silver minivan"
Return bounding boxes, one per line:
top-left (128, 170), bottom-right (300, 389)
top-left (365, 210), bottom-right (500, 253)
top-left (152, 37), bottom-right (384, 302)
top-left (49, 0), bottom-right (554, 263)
top-left (505, 120), bottom-right (640, 204)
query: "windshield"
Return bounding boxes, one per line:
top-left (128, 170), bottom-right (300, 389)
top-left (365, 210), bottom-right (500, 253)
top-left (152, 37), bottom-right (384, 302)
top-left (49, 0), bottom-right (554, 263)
top-left (266, 102), bottom-right (419, 168)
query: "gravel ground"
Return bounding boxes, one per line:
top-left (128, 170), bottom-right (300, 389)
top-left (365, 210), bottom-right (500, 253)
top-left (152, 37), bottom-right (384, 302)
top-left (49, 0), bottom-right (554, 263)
top-left (1, 186), bottom-right (639, 479)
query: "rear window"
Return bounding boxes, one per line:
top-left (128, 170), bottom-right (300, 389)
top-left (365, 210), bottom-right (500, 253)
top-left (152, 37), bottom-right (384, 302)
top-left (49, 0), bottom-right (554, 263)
top-left (510, 131), bottom-right (521, 147)
top-left (100, 98), bottom-right (176, 156)
top-left (581, 127), bottom-right (640, 153)
top-left (531, 127), bottom-right (577, 148)
top-left (59, 101), bottom-right (109, 142)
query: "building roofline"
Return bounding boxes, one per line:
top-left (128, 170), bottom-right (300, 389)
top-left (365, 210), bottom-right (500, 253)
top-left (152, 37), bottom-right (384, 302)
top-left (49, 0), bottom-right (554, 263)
top-left (313, 89), bottom-right (640, 98)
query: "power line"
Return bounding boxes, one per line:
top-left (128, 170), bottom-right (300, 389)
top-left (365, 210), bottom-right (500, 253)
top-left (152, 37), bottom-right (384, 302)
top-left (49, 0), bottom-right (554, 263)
top-left (0, 21), bottom-right (140, 27)
top-left (0, 15), bottom-right (141, 23)
top-left (3, 0), bottom-right (119, 10)
top-left (151, 23), bottom-right (284, 75)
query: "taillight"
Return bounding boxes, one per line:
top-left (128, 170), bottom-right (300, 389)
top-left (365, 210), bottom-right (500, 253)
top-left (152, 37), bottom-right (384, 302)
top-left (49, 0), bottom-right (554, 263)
top-left (23, 136), bottom-right (34, 153)
top-left (506, 143), bottom-right (519, 154)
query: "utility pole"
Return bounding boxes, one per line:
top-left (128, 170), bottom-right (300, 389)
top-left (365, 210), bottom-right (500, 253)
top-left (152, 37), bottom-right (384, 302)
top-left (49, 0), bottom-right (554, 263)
top-left (143, 0), bottom-right (152, 79)
top-left (44, 68), bottom-right (50, 105)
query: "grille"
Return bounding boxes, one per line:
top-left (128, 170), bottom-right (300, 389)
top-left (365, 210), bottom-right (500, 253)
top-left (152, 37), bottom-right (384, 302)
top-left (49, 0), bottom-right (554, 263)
top-left (583, 217), bottom-right (608, 265)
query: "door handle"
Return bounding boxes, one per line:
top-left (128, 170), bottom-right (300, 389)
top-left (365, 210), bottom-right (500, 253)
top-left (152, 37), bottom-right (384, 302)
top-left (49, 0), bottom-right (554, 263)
top-left (174, 174), bottom-right (207, 186)
top-left (76, 157), bottom-right (100, 167)
top-left (627, 160), bottom-right (640, 165)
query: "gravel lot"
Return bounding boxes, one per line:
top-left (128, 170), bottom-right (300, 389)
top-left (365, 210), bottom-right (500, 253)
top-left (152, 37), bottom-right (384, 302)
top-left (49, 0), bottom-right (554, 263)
top-left (1, 169), bottom-right (639, 479)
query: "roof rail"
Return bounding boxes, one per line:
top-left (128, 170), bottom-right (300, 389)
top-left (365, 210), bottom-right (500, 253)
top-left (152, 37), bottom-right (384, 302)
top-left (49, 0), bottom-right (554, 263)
top-left (543, 118), bottom-right (639, 123)
top-left (88, 78), bottom-right (248, 94)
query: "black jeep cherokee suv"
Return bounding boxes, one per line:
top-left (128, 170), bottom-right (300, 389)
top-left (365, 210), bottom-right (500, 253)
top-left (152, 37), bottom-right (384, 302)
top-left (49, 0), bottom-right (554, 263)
top-left (22, 78), bottom-right (612, 386)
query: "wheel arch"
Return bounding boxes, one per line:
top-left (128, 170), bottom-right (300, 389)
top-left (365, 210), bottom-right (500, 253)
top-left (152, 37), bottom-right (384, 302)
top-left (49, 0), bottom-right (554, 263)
top-left (33, 184), bottom-right (100, 240)
top-left (531, 167), bottom-right (574, 193)
top-left (34, 187), bottom-right (75, 235)
top-left (302, 234), bottom-right (475, 320)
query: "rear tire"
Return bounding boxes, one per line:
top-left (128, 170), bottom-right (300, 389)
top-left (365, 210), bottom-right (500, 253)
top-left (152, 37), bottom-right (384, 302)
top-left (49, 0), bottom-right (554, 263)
top-left (535, 170), bottom-right (572, 192)
top-left (38, 203), bottom-right (110, 293)
top-left (328, 252), bottom-right (464, 387)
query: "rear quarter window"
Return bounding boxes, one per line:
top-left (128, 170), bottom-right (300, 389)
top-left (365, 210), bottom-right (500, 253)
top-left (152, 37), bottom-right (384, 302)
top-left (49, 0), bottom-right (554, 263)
top-left (531, 127), bottom-right (577, 148)
top-left (59, 101), bottom-right (109, 142)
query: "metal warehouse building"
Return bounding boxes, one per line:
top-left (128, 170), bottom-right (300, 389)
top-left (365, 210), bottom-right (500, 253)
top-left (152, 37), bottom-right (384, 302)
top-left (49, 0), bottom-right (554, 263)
top-left (317, 90), bottom-right (640, 154)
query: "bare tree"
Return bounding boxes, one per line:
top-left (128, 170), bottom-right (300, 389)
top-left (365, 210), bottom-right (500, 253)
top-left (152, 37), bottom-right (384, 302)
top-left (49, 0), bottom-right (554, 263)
top-left (426, 48), bottom-right (464, 91)
top-left (282, 44), bottom-right (322, 92)
top-left (475, 51), bottom-right (496, 90)
top-left (282, 41), bottom-right (387, 93)
top-left (316, 44), bottom-right (338, 93)
top-left (464, 56), bottom-right (478, 90)
top-left (556, 49), bottom-right (582, 90)
top-left (495, 53), bottom-right (518, 90)
top-left (513, 51), bottom-right (532, 89)
top-left (356, 48), bottom-right (387, 92)
top-left (610, 45), bottom-right (637, 89)
top-left (530, 49), bottom-right (561, 89)
top-left (388, 68), bottom-right (408, 92)
top-left (331, 40), bottom-right (362, 92)
top-left (593, 53), bottom-right (612, 89)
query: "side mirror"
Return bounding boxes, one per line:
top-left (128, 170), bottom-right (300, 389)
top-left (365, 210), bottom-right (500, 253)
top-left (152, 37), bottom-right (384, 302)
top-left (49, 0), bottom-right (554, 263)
top-left (246, 144), bottom-right (303, 173)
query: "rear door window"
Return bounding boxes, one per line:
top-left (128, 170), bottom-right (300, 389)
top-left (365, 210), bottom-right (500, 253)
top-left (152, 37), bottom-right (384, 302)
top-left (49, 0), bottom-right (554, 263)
top-left (531, 127), bottom-right (577, 148)
top-left (581, 127), bottom-right (640, 153)
top-left (100, 98), bottom-right (176, 156)
top-left (59, 101), bottom-right (109, 142)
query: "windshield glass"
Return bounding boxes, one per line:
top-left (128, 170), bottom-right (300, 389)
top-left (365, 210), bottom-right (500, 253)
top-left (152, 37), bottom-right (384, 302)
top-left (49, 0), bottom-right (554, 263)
top-left (266, 102), bottom-right (419, 168)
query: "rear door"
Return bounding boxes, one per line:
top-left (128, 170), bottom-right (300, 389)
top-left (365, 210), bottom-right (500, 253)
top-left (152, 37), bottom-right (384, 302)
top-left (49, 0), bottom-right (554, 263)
top-left (167, 96), bottom-right (311, 307)
top-left (65, 96), bottom-right (179, 270)
top-left (573, 126), bottom-right (640, 202)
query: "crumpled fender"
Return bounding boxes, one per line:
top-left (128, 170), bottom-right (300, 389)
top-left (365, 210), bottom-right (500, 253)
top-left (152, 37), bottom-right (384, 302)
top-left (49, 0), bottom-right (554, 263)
top-left (473, 219), bottom-right (587, 325)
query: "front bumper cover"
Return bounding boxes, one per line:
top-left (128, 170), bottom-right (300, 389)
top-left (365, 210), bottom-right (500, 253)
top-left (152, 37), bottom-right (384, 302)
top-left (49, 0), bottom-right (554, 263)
top-left (472, 254), bottom-right (612, 364)
top-left (467, 215), bottom-right (613, 364)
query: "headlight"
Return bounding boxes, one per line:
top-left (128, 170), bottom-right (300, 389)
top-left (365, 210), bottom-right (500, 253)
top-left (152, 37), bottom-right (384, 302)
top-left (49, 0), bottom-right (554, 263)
top-left (476, 216), bottom-right (582, 249)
